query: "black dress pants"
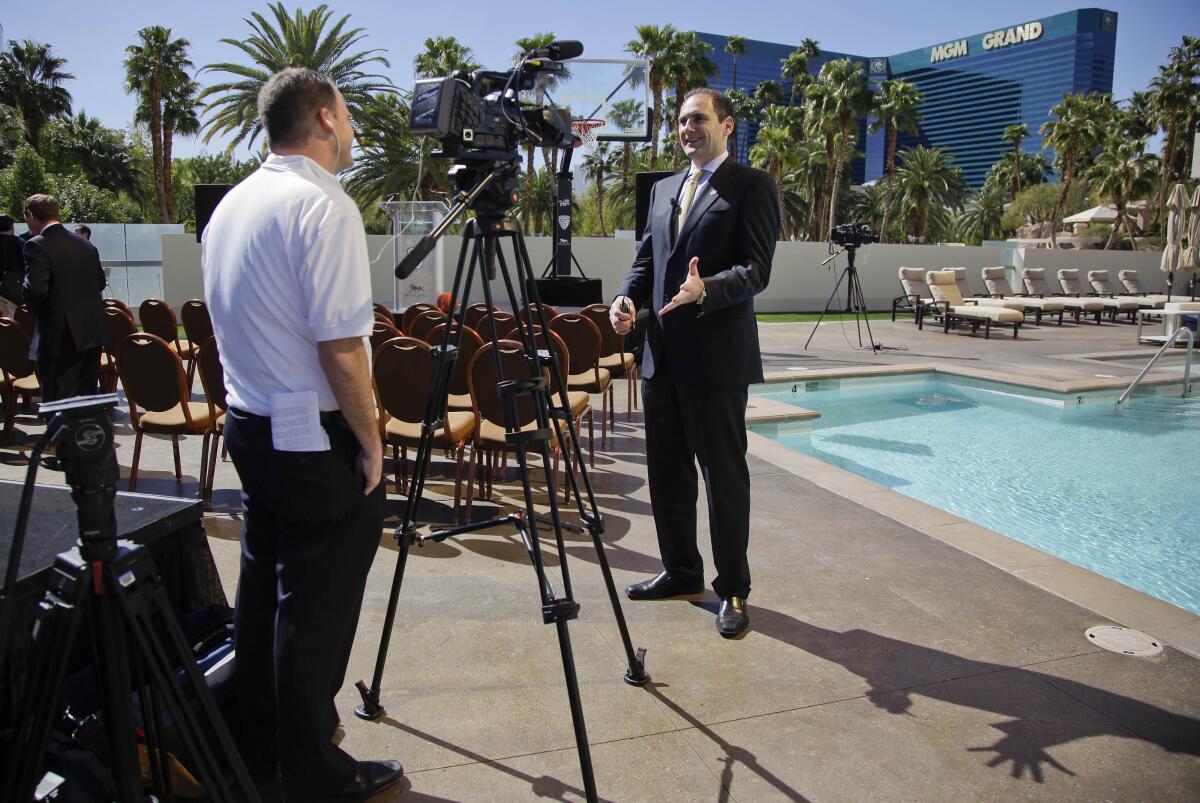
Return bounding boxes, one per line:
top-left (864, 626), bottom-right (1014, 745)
top-left (642, 361), bottom-right (751, 599)
top-left (223, 409), bottom-right (384, 801)
top-left (38, 346), bottom-right (101, 404)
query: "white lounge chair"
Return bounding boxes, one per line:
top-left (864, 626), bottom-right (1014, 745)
top-left (1057, 269), bottom-right (1140, 322)
top-left (1116, 269), bottom-right (1185, 308)
top-left (1022, 269), bottom-right (1105, 324)
top-left (980, 267), bottom-right (1065, 325)
top-left (892, 267), bottom-right (931, 322)
top-left (1087, 269), bottom-right (1160, 314)
top-left (949, 268), bottom-right (1026, 312)
top-left (922, 270), bottom-right (1022, 338)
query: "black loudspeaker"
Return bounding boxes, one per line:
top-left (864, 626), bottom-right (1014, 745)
top-left (528, 277), bottom-right (603, 308)
top-left (194, 184), bottom-right (233, 243)
top-left (634, 171), bottom-right (674, 240)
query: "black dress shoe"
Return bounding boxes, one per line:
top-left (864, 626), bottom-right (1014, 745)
top-left (716, 597), bottom-right (749, 638)
top-left (333, 760), bottom-right (404, 800)
top-left (625, 571), bottom-right (705, 600)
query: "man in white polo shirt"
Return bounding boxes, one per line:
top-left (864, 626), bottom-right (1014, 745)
top-left (202, 68), bottom-right (400, 801)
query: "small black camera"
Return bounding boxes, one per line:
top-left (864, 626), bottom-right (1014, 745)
top-left (830, 223), bottom-right (879, 248)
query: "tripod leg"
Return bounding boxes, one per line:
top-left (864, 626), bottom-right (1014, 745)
top-left (850, 268), bottom-right (879, 353)
top-left (804, 263), bottom-right (851, 350)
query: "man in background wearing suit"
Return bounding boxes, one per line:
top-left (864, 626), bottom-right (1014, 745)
top-left (22, 194), bottom-right (108, 407)
top-left (0, 215), bottom-right (24, 318)
top-left (610, 88), bottom-right (779, 638)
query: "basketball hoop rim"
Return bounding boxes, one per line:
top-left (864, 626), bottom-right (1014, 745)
top-left (570, 118), bottom-right (606, 150)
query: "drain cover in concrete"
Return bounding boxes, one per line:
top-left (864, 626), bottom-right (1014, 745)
top-left (1085, 626), bottom-right (1163, 656)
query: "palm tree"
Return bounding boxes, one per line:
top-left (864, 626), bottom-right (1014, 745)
top-left (0, 39), bottom-right (73, 150)
top-left (1086, 129), bottom-right (1158, 250)
top-left (780, 39), bottom-right (819, 105)
top-left (199, 2), bottom-right (394, 151)
top-left (725, 88), bottom-right (756, 159)
top-left (47, 112), bottom-right (140, 196)
top-left (344, 93), bottom-right (424, 211)
top-left (665, 31), bottom-right (715, 122)
top-left (869, 78), bottom-right (921, 242)
top-left (125, 26), bottom-right (194, 222)
top-left (608, 98), bottom-right (645, 190)
top-left (724, 35), bottom-right (746, 91)
top-left (847, 182), bottom-right (887, 233)
top-left (893, 145), bottom-right (966, 242)
top-left (511, 166), bottom-right (556, 235)
top-left (817, 59), bottom-right (873, 233)
top-left (956, 184), bottom-right (1007, 243)
top-left (1000, 123), bottom-right (1028, 198)
top-left (581, 142), bottom-right (616, 236)
top-left (749, 105), bottom-right (800, 234)
top-left (162, 79), bottom-right (202, 221)
top-left (1147, 39), bottom-right (1199, 230)
top-left (1041, 92), bottom-right (1112, 247)
top-left (415, 35), bottom-right (479, 78)
top-left (625, 24), bottom-right (677, 170)
top-left (986, 150), bottom-right (1049, 195)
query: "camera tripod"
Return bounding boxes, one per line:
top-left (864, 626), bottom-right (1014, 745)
top-left (356, 158), bottom-right (648, 803)
top-left (0, 396), bottom-right (258, 802)
top-left (804, 243), bottom-right (880, 353)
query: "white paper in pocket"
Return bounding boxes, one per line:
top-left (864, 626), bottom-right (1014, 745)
top-left (270, 391), bottom-right (331, 452)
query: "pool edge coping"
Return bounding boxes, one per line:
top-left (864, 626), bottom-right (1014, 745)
top-left (744, 429), bottom-right (1200, 662)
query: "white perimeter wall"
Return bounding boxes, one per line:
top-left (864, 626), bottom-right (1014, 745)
top-left (162, 234), bottom-right (1175, 313)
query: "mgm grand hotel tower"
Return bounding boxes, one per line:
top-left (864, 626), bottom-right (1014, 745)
top-left (699, 8), bottom-right (1118, 186)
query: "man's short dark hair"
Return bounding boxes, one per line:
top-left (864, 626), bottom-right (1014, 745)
top-left (74, 224), bottom-right (92, 236)
top-left (24, 194), bottom-right (60, 222)
top-left (257, 67), bottom-right (339, 149)
top-left (683, 88), bottom-right (735, 123)
top-left (0, 215), bottom-right (13, 232)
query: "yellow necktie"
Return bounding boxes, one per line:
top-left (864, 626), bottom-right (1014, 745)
top-left (675, 171), bottom-right (703, 236)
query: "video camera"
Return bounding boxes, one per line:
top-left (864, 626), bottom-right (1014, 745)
top-left (830, 223), bottom-right (879, 248)
top-left (409, 40), bottom-right (583, 163)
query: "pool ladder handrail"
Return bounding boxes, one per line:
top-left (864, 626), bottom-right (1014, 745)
top-left (1116, 325), bottom-right (1193, 406)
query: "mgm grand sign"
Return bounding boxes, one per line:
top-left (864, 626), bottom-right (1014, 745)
top-left (930, 20), bottom-right (1045, 63)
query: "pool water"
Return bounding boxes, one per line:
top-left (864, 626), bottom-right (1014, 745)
top-left (753, 374), bottom-right (1200, 615)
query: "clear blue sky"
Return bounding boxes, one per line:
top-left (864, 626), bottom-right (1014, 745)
top-left (3, 1), bottom-right (1197, 159)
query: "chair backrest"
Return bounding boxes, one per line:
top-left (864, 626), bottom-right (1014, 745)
top-left (12, 306), bottom-right (35, 343)
top-left (117, 333), bottom-right (196, 421)
top-left (407, 309), bottom-right (447, 341)
top-left (1119, 270), bottom-right (1144, 293)
top-left (401, 302), bottom-right (438, 333)
top-left (424, 322), bottom-right (485, 397)
top-left (462, 303), bottom-right (495, 331)
top-left (949, 267), bottom-right (973, 298)
top-left (104, 298), bottom-right (133, 319)
top-left (1022, 268), bottom-right (1051, 295)
top-left (580, 303), bottom-right (628, 360)
top-left (548, 313), bottom-right (601, 380)
top-left (373, 303), bottom-right (396, 327)
top-left (1057, 269), bottom-right (1084, 295)
top-left (1088, 270), bottom-right (1118, 294)
top-left (139, 299), bottom-right (179, 345)
top-left (370, 321), bottom-right (403, 355)
top-left (179, 299), bottom-right (214, 346)
top-left (0, 317), bottom-right (36, 380)
top-left (476, 310), bottom-right (516, 340)
top-left (195, 336), bottom-right (229, 413)
top-left (505, 328), bottom-right (571, 384)
top-left (106, 306), bottom-right (137, 345)
top-left (897, 268), bottom-right (926, 300)
top-left (981, 267), bottom-right (1014, 297)
top-left (374, 336), bottom-right (438, 426)
top-left (517, 303), bottom-right (559, 329)
top-left (926, 270), bottom-right (964, 306)
top-left (468, 340), bottom-right (539, 432)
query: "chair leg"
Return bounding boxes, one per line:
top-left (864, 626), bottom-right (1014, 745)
top-left (393, 444), bottom-right (401, 495)
top-left (129, 430), bottom-right (144, 491)
top-left (206, 431), bottom-right (221, 502)
top-left (170, 434), bottom-right (182, 481)
top-left (465, 444), bottom-right (478, 521)
top-left (198, 432), bottom-right (210, 501)
top-left (453, 444), bottom-right (464, 523)
top-left (587, 408), bottom-right (595, 468)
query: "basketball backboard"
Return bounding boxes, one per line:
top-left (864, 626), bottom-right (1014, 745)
top-left (523, 58), bottom-right (651, 142)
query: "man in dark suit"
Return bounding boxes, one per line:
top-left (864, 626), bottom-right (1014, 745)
top-left (0, 215), bottom-right (24, 318)
top-left (22, 194), bottom-right (108, 406)
top-left (610, 88), bottom-right (779, 638)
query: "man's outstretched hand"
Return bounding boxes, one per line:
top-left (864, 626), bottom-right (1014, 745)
top-left (610, 295), bottom-right (636, 335)
top-left (659, 257), bottom-right (704, 316)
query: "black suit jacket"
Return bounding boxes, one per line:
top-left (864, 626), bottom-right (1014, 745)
top-left (0, 232), bottom-right (24, 303)
top-left (618, 158), bottom-right (779, 385)
top-left (22, 224), bottom-right (108, 360)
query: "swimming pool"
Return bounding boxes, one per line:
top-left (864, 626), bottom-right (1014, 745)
top-left (752, 373), bottom-right (1200, 616)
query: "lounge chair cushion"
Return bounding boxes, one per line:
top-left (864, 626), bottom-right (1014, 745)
top-left (140, 402), bottom-right (212, 433)
top-left (927, 271), bottom-right (1023, 323)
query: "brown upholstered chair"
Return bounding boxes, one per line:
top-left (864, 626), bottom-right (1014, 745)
top-left (195, 336), bottom-right (229, 503)
top-left (422, 322), bottom-right (484, 412)
top-left (104, 298), bottom-right (134, 319)
top-left (101, 308), bottom-right (137, 394)
top-left (517, 302), bottom-right (558, 327)
top-left (465, 340), bottom-right (563, 518)
top-left (180, 300), bottom-right (214, 352)
top-left (502, 326), bottom-right (591, 475)
top-left (462, 303), bottom-right (495, 331)
top-left (370, 320), bottom-right (403, 356)
top-left (407, 309), bottom-right (447, 341)
top-left (581, 303), bottom-right (638, 415)
top-left (117, 332), bottom-right (214, 494)
top-left (373, 303), bottom-right (397, 327)
top-left (139, 299), bottom-right (195, 372)
top-left (0, 317), bottom-right (39, 442)
top-left (549, 313), bottom-right (613, 447)
top-left (374, 336), bottom-right (473, 519)
top-left (400, 302), bottom-right (438, 333)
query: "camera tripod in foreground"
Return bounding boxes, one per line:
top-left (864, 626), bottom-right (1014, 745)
top-left (354, 154), bottom-right (649, 803)
top-left (0, 395), bottom-right (257, 802)
top-left (805, 224), bottom-right (881, 353)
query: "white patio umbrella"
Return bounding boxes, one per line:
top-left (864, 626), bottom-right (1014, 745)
top-left (1181, 186), bottom-right (1200, 269)
top-left (1063, 205), bottom-right (1119, 225)
top-left (1161, 183), bottom-right (1187, 300)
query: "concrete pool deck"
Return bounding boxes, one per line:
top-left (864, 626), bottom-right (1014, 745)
top-left (1, 317), bottom-right (1197, 799)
